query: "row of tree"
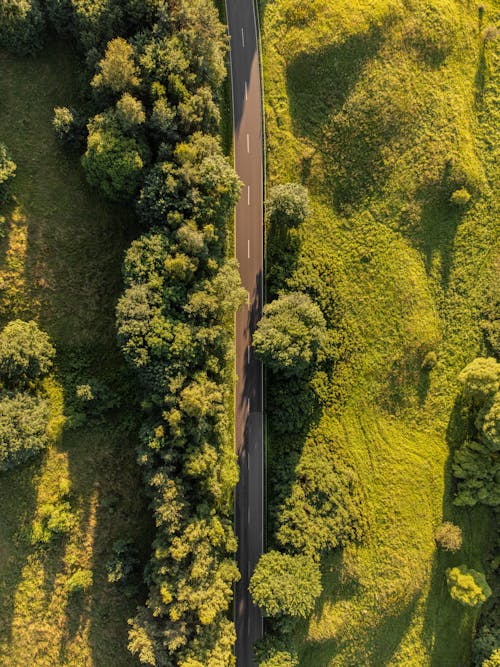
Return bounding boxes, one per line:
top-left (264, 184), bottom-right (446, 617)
top-left (34, 0), bottom-right (246, 664)
top-left (454, 357), bottom-right (500, 666)
top-left (249, 185), bottom-right (365, 666)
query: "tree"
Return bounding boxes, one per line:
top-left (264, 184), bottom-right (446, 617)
top-left (479, 392), bottom-right (500, 451)
top-left (453, 440), bottom-right (500, 507)
top-left (136, 133), bottom-right (241, 227)
top-left (0, 320), bottom-right (55, 386)
top-left (0, 143), bottom-right (16, 202)
top-left (0, 392), bottom-right (50, 471)
top-left (446, 565), bottom-right (491, 608)
top-left (249, 551), bottom-right (322, 618)
top-left (483, 650), bottom-right (500, 667)
top-left (459, 357), bottom-right (500, 406)
top-left (116, 93), bottom-right (146, 130)
top-left (91, 37), bottom-right (140, 94)
top-left (253, 292), bottom-right (326, 375)
top-left (267, 183), bottom-right (310, 227)
top-left (0, 0), bottom-right (45, 55)
top-left (82, 113), bottom-right (145, 201)
top-left (435, 522), bottom-right (462, 552)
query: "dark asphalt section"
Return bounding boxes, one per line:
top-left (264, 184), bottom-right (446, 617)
top-left (224, 1), bottom-right (265, 665)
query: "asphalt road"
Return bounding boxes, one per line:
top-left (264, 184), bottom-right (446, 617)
top-left (224, 1), bottom-right (265, 665)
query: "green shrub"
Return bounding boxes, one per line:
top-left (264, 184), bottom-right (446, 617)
top-left (267, 183), bottom-right (310, 227)
top-left (0, 392), bottom-right (50, 471)
top-left (66, 568), bottom-right (93, 594)
top-left (421, 350), bottom-right (438, 370)
top-left (0, 319), bottom-right (55, 386)
top-left (0, 0), bottom-right (45, 55)
top-left (82, 112), bottom-right (145, 201)
top-left (253, 292), bottom-right (326, 376)
top-left (453, 440), bottom-right (500, 507)
top-left (435, 522), bottom-right (463, 552)
top-left (0, 143), bottom-right (16, 202)
top-left (31, 499), bottom-right (76, 544)
top-left (250, 551), bottom-right (322, 618)
top-left (479, 392), bottom-right (500, 450)
top-left (450, 188), bottom-right (472, 207)
top-left (106, 538), bottom-right (139, 584)
top-left (446, 565), bottom-right (491, 608)
top-left (116, 93), bottom-right (146, 130)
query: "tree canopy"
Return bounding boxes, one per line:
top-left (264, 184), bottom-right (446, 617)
top-left (249, 551), bottom-right (322, 618)
top-left (0, 319), bottom-right (55, 386)
top-left (253, 292), bottom-right (326, 376)
top-left (446, 565), bottom-right (491, 608)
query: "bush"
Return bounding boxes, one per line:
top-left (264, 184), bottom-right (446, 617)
top-left (459, 357), bottom-right (500, 406)
top-left (421, 350), bottom-right (438, 370)
top-left (250, 551), bottom-right (322, 618)
top-left (435, 522), bottom-right (462, 552)
top-left (446, 565), bottom-right (491, 608)
top-left (480, 392), bottom-right (500, 451)
top-left (0, 143), bottom-right (16, 202)
top-left (253, 292), bottom-right (326, 376)
top-left (0, 392), bottom-right (50, 471)
top-left (106, 538), bottom-right (139, 584)
top-left (0, 0), bottom-right (45, 55)
top-left (82, 112), bottom-right (145, 201)
top-left (31, 498), bottom-right (76, 544)
top-left (267, 183), bottom-right (310, 227)
top-left (450, 187), bottom-right (471, 207)
top-left (52, 106), bottom-right (85, 146)
top-left (66, 568), bottom-right (93, 594)
top-left (0, 319), bottom-right (55, 386)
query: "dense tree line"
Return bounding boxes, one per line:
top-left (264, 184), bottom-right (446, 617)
top-left (16, 0), bottom-right (246, 663)
top-left (250, 185), bottom-right (365, 666)
top-left (452, 356), bottom-right (500, 666)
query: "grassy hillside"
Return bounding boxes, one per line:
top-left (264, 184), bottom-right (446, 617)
top-left (0, 44), bottom-right (149, 665)
top-left (260, 0), bottom-right (499, 664)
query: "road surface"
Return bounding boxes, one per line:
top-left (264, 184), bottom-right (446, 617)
top-left (224, 1), bottom-right (265, 665)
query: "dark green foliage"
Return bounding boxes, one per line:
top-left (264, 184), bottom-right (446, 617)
top-left (0, 320), bottom-right (55, 387)
top-left (0, 143), bottom-right (16, 202)
top-left (0, 0), bottom-right (45, 55)
top-left (253, 292), bottom-right (327, 376)
top-left (473, 623), bottom-right (500, 666)
top-left (481, 276), bottom-right (500, 358)
top-left (267, 183), bottom-right (310, 227)
top-left (453, 440), bottom-right (500, 507)
top-left (82, 112), bottom-right (146, 201)
top-left (453, 358), bottom-right (500, 507)
top-left (106, 539), bottom-right (139, 597)
top-left (250, 551), bottom-right (322, 618)
top-left (446, 565), bottom-right (492, 608)
top-left (52, 106), bottom-right (86, 147)
top-left (277, 432), bottom-right (366, 554)
top-left (0, 392), bottom-right (50, 471)
top-left (136, 133), bottom-right (241, 227)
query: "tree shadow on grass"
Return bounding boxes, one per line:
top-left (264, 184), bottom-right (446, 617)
top-left (300, 589), bottom-right (420, 666)
top-left (285, 24), bottom-right (385, 143)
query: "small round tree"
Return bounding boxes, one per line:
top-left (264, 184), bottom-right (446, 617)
top-left (253, 292), bottom-right (326, 376)
top-left (249, 550), bottom-right (322, 618)
top-left (435, 522), bottom-right (462, 552)
top-left (450, 188), bottom-right (471, 207)
top-left (0, 320), bottom-right (55, 386)
top-left (446, 565), bottom-right (491, 608)
top-left (459, 357), bottom-right (500, 406)
top-left (0, 392), bottom-right (50, 471)
top-left (267, 183), bottom-right (310, 227)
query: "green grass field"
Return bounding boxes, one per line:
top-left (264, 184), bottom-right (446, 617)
top-left (261, 0), bottom-right (499, 664)
top-left (0, 44), bottom-right (149, 665)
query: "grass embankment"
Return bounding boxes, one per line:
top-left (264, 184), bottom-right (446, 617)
top-left (261, 0), bottom-right (499, 664)
top-left (0, 44), bottom-right (149, 665)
